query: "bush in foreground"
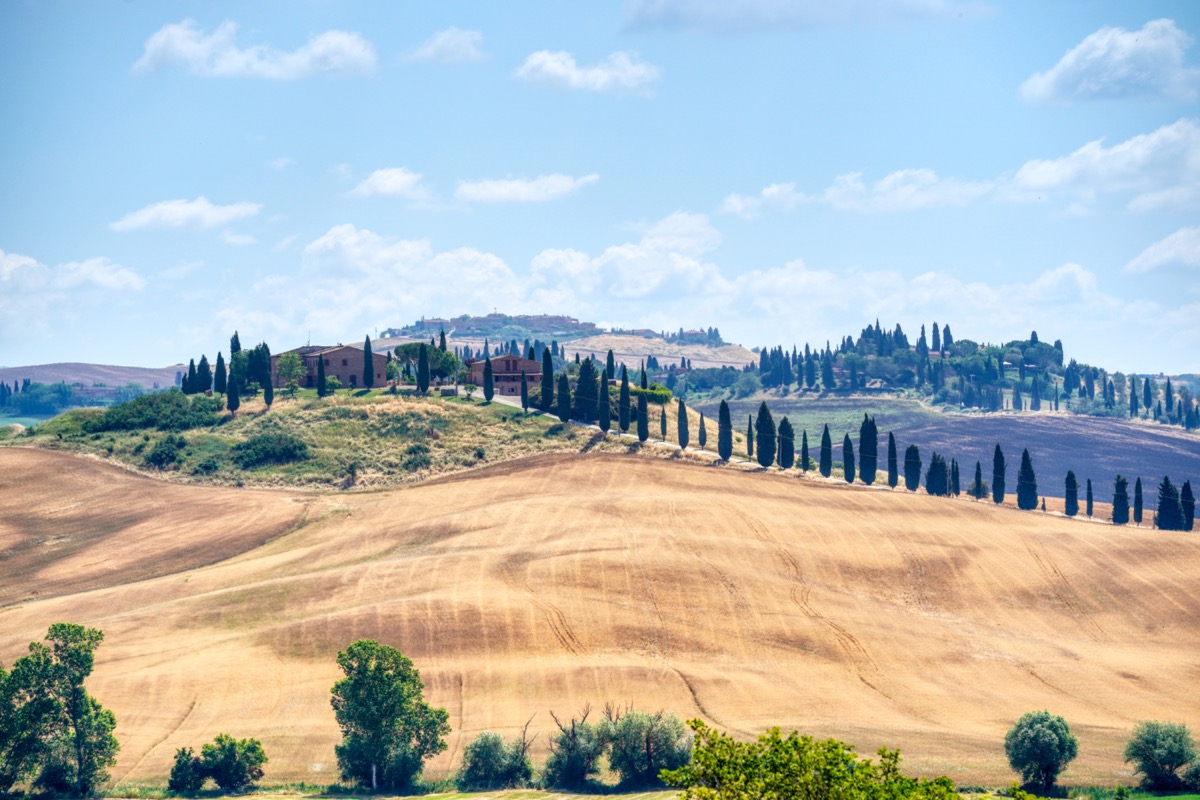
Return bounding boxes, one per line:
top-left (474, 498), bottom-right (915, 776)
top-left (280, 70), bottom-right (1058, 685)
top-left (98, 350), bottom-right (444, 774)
top-left (605, 707), bottom-right (692, 787)
top-left (1124, 720), bottom-right (1197, 790)
top-left (230, 431), bottom-right (309, 469)
top-left (456, 727), bottom-right (534, 790)
top-left (543, 706), bottom-right (607, 789)
top-left (1004, 710), bottom-right (1078, 791)
top-left (199, 734), bottom-right (268, 792)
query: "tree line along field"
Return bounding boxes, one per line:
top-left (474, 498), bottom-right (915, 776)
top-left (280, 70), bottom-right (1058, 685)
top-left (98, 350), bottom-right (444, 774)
top-left (2, 448), bottom-right (1199, 788)
top-left (704, 396), bottom-right (1200, 500)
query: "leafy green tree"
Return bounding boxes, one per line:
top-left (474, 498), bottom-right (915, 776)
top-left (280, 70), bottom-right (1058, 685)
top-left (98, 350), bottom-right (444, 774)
top-left (541, 349), bottom-right (554, 410)
top-left (777, 417), bottom-right (795, 469)
top-left (330, 639), bottom-right (449, 791)
top-left (363, 336), bottom-right (375, 389)
top-left (1182, 479), bottom-right (1195, 531)
top-left (1155, 476), bottom-right (1185, 530)
top-left (1124, 721), bottom-right (1197, 790)
top-left (1017, 449), bottom-right (1038, 510)
top-left (801, 430), bottom-right (810, 472)
top-left (456, 728), bottom-right (533, 790)
top-left (317, 354), bottom-right (327, 397)
top-left (992, 444), bottom-right (1006, 505)
top-left (598, 375), bottom-right (611, 432)
top-left (677, 399), bottom-right (689, 449)
top-left (887, 432), bottom-right (898, 488)
top-left (699, 413), bottom-right (708, 450)
top-left (201, 734), bottom-right (267, 792)
top-left (755, 402), bottom-right (776, 468)
top-left (663, 720), bottom-right (956, 800)
top-left (483, 356), bottom-right (495, 402)
top-left (606, 708), bottom-right (692, 787)
top-left (1134, 477), bottom-right (1144, 525)
top-left (168, 747), bottom-right (205, 794)
top-left (618, 367), bottom-right (631, 432)
top-left (843, 434), bottom-right (855, 483)
top-left (520, 372), bottom-right (529, 412)
top-left (717, 400), bottom-right (732, 460)
top-left (276, 352), bottom-right (306, 395)
top-left (544, 707), bottom-right (606, 789)
top-left (1004, 710), bottom-right (1078, 791)
top-left (417, 344), bottom-right (430, 393)
top-left (904, 445), bottom-right (921, 491)
top-left (819, 424), bottom-right (832, 477)
top-left (859, 414), bottom-right (877, 485)
top-left (1112, 475), bottom-right (1130, 524)
top-left (214, 352), bottom-right (227, 394)
top-left (1064, 471), bottom-right (1079, 517)
top-left (557, 373), bottom-right (572, 422)
top-left (637, 394), bottom-right (649, 443)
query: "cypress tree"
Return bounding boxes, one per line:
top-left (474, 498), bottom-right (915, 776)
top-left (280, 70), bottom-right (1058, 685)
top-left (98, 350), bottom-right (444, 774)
top-left (1086, 478), bottom-right (1094, 517)
top-left (573, 358), bottom-right (598, 422)
top-left (618, 367), bottom-right (631, 432)
top-left (822, 355), bottom-right (836, 390)
top-left (598, 374), bottom-right (611, 433)
top-left (439, 328), bottom-right (447, 351)
top-left (887, 431), bottom-right (898, 488)
top-left (1017, 448), bottom-right (1038, 510)
top-left (363, 336), bottom-right (374, 389)
top-left (843, 434), bottom-right (855, 483)
top-left (1166, 377), bottom-right (1175, 414)
top-left (1133, 477), bottom-right (1143, 525)
top-left (973, 461), bottom-right (984, 500)
top-left (819, 424), bottom-right (832, 477)
top-left (606, 350), bottom-right (616, 380)
top-left (747, 415), bottom-right (755, 459)
top-left (556, 373), bottom-right (571, 421)
top-left (859, 414), bottom-right (877, 485)
top-left (1129, 379), bottom-right (1138, 417)
top-left (230, 330), bottom-right (241, 356)
top-left (417, 344), bottom-right (430, 393)
top-left (317, 353), bottom-right (327, 397)
top-left (541, 349), bottom-right (554, 409)
top-left (801, 430), bottom-right (810, 472)
top-left (186, 359), bottom-right (197, 395)
top-left (1112, 475), bottom-right (1130, 525)
top-left (677, 399), bottom-right (688, 449)
top-left (904, 444), bottom-right (921, 491)
top-left (226, 378), bottom-right (240, 416)
top-left (777, 417), bottom-right (794, 469)
top-left (949, 458), bottom-right (960, 496)
top-left (1181, 479), bottom-right (1195, 531)
top-left (483, 355), bottom-right (495, 402)
top-left (1154, 476), bottom-right (1184, 530)
top-left (1143, 378), bottom-right (1151, 412)
top-left (925, 452), bottom-right (947, 496)
top-left (640, 363), bottom-right (648, 389)
top-left (214, 352), bottom-right (227, 394)
top-left (660, 402), bottom-right (668, 441)
top-left (520, 372), bottom-right (529, 412)
top-left (264, 378), bottom-right (274, 407)
top-left (717, 399), bottom-right (732, 460)
top-left (637, 394), bottom-right (649, 442)
top-left (699, 413), bottom-right (708, 450)
top-left (1065, 471), bottom-right (1079, 517)
top-left (755, 402), bottom-right (776, 468)
top-left (992, 444), bottom-right (1006, 504)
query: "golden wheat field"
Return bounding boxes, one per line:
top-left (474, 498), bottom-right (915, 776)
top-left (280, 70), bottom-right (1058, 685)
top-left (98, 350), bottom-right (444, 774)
top-left (1, 447), bottom-right (1198, 787)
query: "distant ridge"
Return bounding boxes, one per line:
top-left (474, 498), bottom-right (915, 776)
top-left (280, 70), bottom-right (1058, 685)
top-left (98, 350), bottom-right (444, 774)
top-left (0, 362), bottom-right (183, 390)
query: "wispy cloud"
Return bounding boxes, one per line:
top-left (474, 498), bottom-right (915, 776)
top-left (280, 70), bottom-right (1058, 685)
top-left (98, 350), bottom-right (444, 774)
top-left (348, 167), bottom-right (429, 200)
top-left (1021, 19), bottom-right (1200, 104)
top-left (220, 230), bottom-right (257, 246)
top-left (266, 157), bottom-right (295, 170)
top-left (110, 197), bottom-right (262, 231)
top-left (456, 174), bottom-right (599, 203)
top-left (405, 27), bottom-right (485, 63)
top-left (723, 170), bottom-right (992, 216)
top-left (623, 0), bottom-right (993, 32)
top-left (1125, 226), bottom-right (1200, 273)
top-left (514, 50), bottom-right (660, 93)
top-left (134, 19), bottom-right (377, 79)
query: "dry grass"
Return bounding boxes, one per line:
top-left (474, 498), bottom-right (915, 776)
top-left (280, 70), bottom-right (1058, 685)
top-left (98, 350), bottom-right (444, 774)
top-left (2, 449), bottom-right (1199, 788)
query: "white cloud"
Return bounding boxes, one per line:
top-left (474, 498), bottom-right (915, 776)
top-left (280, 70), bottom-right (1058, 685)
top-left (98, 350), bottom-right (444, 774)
top-left (721, 183), bottom-right (803, 218)
top-left (110, 196), bottom-right (263, 232)
top-left (623, 0), bottom-right (993, 31)
top-left (220, 230), bottom-right (257, 246)
top-left (134, 19), bottom-right (376, 79)
top-left (267, 157), bottom-right (295, 170)
top-left (271, 235), bottom-right (297, 252)
top-left (55, 258), bottom-right (146, 291)
top-left (455, 173), bottom-right (599, 203)
top-left (348, 168), bottom-right (429, 200)
top-left (514, 50), bottom-right (660, 93)
top-left (1021, 19), bottom-right (1200, 104)
top-left (405, 27), bottom-right (485, 63)
top-left (723, 170), bottom-right (991, 216)
top-left (1125, 226), bottom-right (1200, 273)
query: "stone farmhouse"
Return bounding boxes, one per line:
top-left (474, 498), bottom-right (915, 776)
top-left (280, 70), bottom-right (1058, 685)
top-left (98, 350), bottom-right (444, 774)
top-left (465, 355), bottom-right (541, 397)
top-left (270, 344), bottom-right (388, 390)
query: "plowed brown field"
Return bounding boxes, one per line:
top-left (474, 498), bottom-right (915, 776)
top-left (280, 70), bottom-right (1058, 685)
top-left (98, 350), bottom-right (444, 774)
top-left (1, 448), bottom-right (1197, 787)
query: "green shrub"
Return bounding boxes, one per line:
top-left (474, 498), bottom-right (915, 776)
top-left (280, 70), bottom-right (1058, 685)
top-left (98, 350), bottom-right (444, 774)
top-left (1004, 710), bottom-right (1078, 791)
top-left (1183, 760), bottom-right (1200, 791)
top-left (192, 457), bottom-right (220, 476)
top-left (199, 734), bottom-right (267, 792)
top-left (143, 435), bottom-right (187, 469)
top-left (167, 747), bottom-right (205, 794)
top-left (1124, 721), bottom-right (1197, 790)
top-left (543, 708), bottom-right (606, 789)
top-left (85, 391), bottom-right (221, 433)
top-left (456, 730), bottom-right (533, 790)
top-left (606, 708), bottom-right (692, 787)
top-left (230, 432), bottom-right (309, 469)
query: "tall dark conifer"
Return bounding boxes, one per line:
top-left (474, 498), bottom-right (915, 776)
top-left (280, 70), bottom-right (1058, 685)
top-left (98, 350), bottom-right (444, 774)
top-left (483, 355), bottom-right (495, 402)
top-left (556, 373), bottom-right (571, 421)
top-left (660, 402), bottom-right (668, 441)
top-left (801, 430), bottom-right (810, 472)
top-left (747, 416), bottom-right (755, 459)
top-left (992, 444), bottom-right (1006, 505)
top-left (1154, 476), bottom-right (1184, 530)
top-left (439, 328), bottom-right (447, 351)
top-left (606, 350), bottom-right (616, 380)
top-left (1112, 475), bottom-right (1130, 525)
top-left (973, 461), bottom-right (984, 500)
top-left (363, 336), bottom-right (374, 389)
top-left (904, 444), bottom-right (921, 491)
top-left (1180, 479), bottom-right (1195, 531)
top-left (214, 352), bottom-right (227, 394)
top-left (520, 372), bottom-right (530, 412)
top-left (618, 367), bottom-right (631, 432)
top-left (949, 458), bottom-right (960, 496)
top-left (541, 349), bottom-right (554, 409)
top-left (264, 378), bottom-right (274, 407)
top-left (755, 403), bottom-right (776, 468)
top-left (699, 413), bottom-right (707, 450)
top-left (717, 399), bottom-right (732, 460)
top-left (1064, 471), bottom-right (1079, 517)
top-left (226, 378), bottom-right (240, 415)
top-left (1086, 479), bottom-right (1094, 517)
top-left (925, 453), bottom-right (947, 496)
top-left (186, 359), bottom-right (197, 395)
top-left (637, 394), bottom-right (649, 442)
top-left (859, 414), bottom-right (878, 485)
top-left (677, 399), bottom-right (689, 449)
top-left (777, 417), bottom-right (794, 469)
top-left (887, 432), bottom-right (898, 488)
top-left (598, 375), bottom-right (611, 432)
top-left (843, 434), bottom-right (855, 484)
top-left (819, 424), bottom-right (832, 477)
top-left (1133, 477), bottom-right (1144, 525)
top-left (1017, 448), bottom-right (1038, 510)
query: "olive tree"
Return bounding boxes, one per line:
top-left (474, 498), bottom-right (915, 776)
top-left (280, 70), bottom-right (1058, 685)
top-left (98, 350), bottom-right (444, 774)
top-left (1124, 721), bottom-right (1197, 790)
top-left (1004, 710), bottom-right (1078, 791)
top-left (456, 720), bottom-right (534, 790)
top-left (604, 705), bottom-right (692, 787)
top-left (543, 705), bottom-right (606, 789)
top-left (330, 639), bottom-right (450, 791)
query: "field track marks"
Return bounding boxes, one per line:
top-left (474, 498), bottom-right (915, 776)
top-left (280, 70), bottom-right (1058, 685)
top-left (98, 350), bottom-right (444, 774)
top-left (117, 697), bottom-right (197, 782)
top-left (1025, 540), bottom-right (1108, 642)
top-left (494, 551), bottom-right (585, 656)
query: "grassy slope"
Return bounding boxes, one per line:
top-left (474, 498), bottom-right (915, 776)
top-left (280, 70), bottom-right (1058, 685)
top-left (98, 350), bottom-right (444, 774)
top-left (3, 450), bottom-right (1199, 788)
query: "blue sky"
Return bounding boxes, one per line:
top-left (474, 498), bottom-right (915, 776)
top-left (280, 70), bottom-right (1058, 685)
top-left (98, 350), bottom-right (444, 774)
top-left (2, 0), bottom-right (1199, 373)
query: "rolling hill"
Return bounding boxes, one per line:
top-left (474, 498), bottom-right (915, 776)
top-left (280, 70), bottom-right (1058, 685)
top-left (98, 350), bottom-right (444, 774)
top-left (1, 448), bottom-right (1198, 788)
